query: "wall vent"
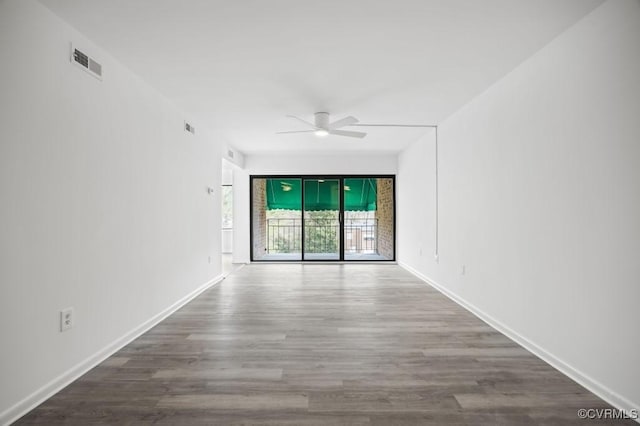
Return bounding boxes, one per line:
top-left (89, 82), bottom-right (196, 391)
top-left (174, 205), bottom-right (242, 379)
top-left (70, 44), bottom-right (102, 80)
top-left (227, 149), bottom-right (235, 159)
top-left (185, 122), bottom-right (195, 134)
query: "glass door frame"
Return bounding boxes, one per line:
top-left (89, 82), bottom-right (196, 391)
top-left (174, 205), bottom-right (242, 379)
top-left (302, 177), bottom-right (342, 261)
top-left (250, 174), bottom-right (396, 262)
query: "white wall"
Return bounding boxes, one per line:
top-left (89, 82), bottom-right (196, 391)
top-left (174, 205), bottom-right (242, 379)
top-left (221, 159), bottom-right (234, 186)
top-left (398, 0), bottom-right (640, 412)
top-left (0, 1), bottom-right (222, 422)
top-left (222, 144), bottom-right (245, 169)
top-left (244, 152), bottom-right (398, 175)
top-left (233, 167), bottom-right (251, 263)
top-left (397, 130), bottom-right (437, 267)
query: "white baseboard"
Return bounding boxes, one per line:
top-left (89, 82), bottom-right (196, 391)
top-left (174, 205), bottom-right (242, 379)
top-left (399, 261), bottom-right (639, 423)
top-left (1, 274), bottom-right (224, 426)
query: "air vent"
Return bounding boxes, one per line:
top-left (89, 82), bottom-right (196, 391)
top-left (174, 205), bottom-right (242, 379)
top-left (73, 49), bottom-right (88, 67)
top-left (88, 58), bottom-right (102, 76)
top-left (70, 44), bottom-right (102, 80)
top-left (185, 122), bottom-right (195, 134)
top-left (227, 149), bottom-right (235, 159)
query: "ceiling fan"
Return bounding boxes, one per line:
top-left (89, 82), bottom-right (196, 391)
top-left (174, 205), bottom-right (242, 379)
top-left (276, 112), bottom-right (436, 139)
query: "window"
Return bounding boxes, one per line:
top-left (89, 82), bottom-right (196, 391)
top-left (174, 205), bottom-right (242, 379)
top-left (221, 185), bottom-right (233, 229)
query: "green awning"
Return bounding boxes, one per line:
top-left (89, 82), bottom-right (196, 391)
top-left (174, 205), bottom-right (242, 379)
top-left (265, 178), bottom-right (377, 211)
top-left (344, 178), bottom-right (377, 211)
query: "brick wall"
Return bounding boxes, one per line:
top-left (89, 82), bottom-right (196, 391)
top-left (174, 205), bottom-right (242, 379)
top-left (252, 179), bottom-right (267, 259)
top-left (375, 178), bottom-right (394, 260)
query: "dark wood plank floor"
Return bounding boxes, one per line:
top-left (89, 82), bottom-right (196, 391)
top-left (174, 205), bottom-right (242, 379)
top-left (16, 264), bottom-right (632, 425)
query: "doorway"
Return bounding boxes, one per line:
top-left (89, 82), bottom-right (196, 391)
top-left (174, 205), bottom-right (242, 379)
top-left (251, 175), bottom-right (395, 261)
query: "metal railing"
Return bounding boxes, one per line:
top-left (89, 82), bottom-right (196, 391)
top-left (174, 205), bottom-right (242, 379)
top-left (266, 218), bottom-right (377, 254)
top-left (344, 218), bottom-right (377, 254)
top-left (266, 218), bottom-right (302, 253)
top-left (304, 218), bottom-right (339, 254)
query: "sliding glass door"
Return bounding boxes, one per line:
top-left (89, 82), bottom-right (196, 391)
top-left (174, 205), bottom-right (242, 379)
top-left (251, 175), bottom-right (394, 261)
top-left (343, 177), bottom-right (394, 260)
top-left (303, 178), bottom-right (340, 260)
top-left (252, 178), bottom-right (302, 261)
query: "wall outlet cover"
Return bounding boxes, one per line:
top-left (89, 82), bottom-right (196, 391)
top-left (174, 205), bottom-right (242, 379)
top-left (60, 307), bottom-right (74, 332)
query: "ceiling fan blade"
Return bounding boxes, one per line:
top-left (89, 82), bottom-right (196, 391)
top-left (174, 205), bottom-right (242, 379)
top-left (347, 123), bottom-right (437, 128)
top-left (329, 129), bottom-right (367, 138)
top-left (276, 130), bottom-right (316, 134)
top-left (328, 116), bottom-right (359, 129)
top-left (285, 115), bottom-right (316, 129)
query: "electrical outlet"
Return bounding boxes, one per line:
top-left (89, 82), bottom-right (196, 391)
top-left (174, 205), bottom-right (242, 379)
top-left (208, 256), bottom-right (211, 264)
top-left (461, 265), bottom-right (466, 275)
top-left (60, 307), bottom-right (74, 332)
top-left (419, 246), bottom-right (423, 256)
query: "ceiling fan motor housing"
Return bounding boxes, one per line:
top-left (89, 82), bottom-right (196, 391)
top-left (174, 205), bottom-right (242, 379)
top-left (314, 112), bottom-right (330, 129)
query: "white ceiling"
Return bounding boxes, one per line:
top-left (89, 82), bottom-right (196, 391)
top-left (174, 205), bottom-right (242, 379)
top-left (40, 0), bottom-right (603, 154)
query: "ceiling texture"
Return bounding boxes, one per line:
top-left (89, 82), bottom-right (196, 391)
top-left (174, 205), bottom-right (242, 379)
top-left (39, 0), bottom-right (603, 154)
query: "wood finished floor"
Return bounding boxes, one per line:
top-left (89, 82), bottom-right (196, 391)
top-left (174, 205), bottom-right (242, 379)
top-left (16, 264), bottom-right (632, 425)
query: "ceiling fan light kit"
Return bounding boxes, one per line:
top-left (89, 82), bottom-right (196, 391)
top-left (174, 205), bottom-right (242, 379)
top-left (277, 112), bottom-right (436, 139)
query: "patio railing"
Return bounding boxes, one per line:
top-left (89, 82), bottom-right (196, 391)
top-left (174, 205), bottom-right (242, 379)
top-left (266, 218), bottom-right (377, 254)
